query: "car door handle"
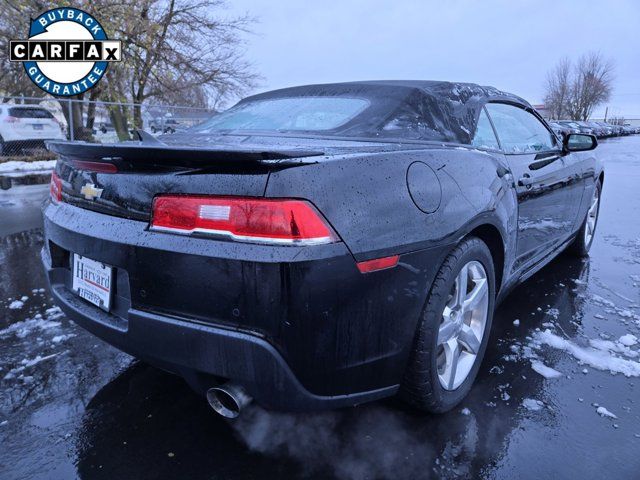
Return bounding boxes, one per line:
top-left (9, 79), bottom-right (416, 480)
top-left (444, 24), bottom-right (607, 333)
top-left (518, 173), bottom-right (535, 187)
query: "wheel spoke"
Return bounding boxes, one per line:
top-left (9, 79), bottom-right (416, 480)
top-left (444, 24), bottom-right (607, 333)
top-left (438, 319), bottom-right (457, 345)
top-left (455, 264), bottom-right (468, 307)
top-left (459, 324), bottom-right (481, 354)
top-left (463, 278), bottom-right (488, 312)
top-left (441, 338), bottom-right (461, 390)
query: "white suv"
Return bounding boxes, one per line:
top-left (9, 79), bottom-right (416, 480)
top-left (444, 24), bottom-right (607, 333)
top-left (0, 105), bottom-right (65, 155)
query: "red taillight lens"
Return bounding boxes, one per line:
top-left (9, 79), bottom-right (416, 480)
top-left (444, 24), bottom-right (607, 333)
top-left (50, 172), bottom-right (62, 203)
top-left (69, 159), bottom-right (118, 173)
top-left (151, 195), bottom-right (338, 245)
top-left (4, 116), bottom-right (19, 123)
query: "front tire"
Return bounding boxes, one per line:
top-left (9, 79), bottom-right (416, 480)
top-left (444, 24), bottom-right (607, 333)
top-left (568, 179), bottom-right (602, 257)
top-left (400, 236), bottom-right (495, 413)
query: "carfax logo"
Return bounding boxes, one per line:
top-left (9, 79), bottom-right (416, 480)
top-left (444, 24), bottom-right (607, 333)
top-left (9, 7), bottom-right (121, 96)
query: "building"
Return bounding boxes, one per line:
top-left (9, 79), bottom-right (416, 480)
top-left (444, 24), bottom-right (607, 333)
top-left (532, 104), bottom-right (552, 120)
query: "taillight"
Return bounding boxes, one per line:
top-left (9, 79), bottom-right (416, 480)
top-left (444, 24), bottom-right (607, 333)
top-left (69, 159), bottom-right (118, 173)
top-left (151, 195), bottom-right (338, 245)
top-left (50, 172), bottom-right (62, 203)
top-left (4, 116), bottom-right (19, 123)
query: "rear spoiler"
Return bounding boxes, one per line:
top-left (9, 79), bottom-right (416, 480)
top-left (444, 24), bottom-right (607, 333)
top-left (46, 139), bottom-right (325, 170)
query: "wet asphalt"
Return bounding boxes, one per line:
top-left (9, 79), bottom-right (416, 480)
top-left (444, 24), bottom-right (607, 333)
top-left (1, 137), bottom-right (639, 480)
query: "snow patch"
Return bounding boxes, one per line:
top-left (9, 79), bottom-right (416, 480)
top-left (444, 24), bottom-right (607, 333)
top-left (52, 334), bottom-right (75, 344)
top-left (0, 159), bottom-right (56, 173)
top-left (619, 334), bottom-right (638, 347)
top-left (0, 317), bottom-right (61, 339)
top-left (523, 398), bottom-right (545, 411)
top-left (596, 406), bottom-right (617, 419)
top-left (534, 329), bottom-right (640, 377)
top-left (531, 360), bottom-right (563, 379)
top-left (8, 300), bottom-right (24, 310)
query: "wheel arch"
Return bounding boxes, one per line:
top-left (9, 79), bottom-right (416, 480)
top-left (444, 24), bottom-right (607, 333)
top-left (463, 222), bottom-right (506, 294)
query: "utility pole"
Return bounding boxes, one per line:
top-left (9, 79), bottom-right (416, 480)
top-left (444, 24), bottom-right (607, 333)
top-left (604, 107), bottom-right (608, 122)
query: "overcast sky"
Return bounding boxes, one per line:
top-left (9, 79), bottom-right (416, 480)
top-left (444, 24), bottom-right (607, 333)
top-left (227, 0), bottom-right (640, 118)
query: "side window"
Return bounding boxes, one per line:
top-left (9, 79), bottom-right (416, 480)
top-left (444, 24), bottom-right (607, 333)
top-left (472, 108), bottom-right (500, 150)
top-left (485, 103), bottom-right (557, 154)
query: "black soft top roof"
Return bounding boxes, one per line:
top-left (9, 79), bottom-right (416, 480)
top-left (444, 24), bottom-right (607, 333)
top-left (241, 80), bottom-right (530, 144)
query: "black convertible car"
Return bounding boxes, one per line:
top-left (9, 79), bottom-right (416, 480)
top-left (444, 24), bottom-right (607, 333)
top-left (42, 81), bottom-right (603, 417)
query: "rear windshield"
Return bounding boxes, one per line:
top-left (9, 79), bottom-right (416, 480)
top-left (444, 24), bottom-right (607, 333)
top-left (196, 97), bottom-right (370, 132)
top-left (9, 107), bottom-right (54, 119)
top-left (191, 83), bottom-right (504, 144)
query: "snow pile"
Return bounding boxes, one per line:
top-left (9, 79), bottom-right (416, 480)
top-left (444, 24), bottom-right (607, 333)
top-left (590, 294), bottom-right (616, 308)
top-left (44, 306), bottom-right (64, 320)
top-left (533, 329), bottom-right (640, 377)
top-left (0, 308), bottom-right (63, 339)
top-left (51, 333), bottom-right (75, 344)
top-left (596, 406), bottom-right (617, 419)
top-left (530, 360), bottom-right (563, 379)
top-left (619, 334), bottom-right (638, 347)
top-left (8, 300), bottom-right (24, 310)
top-left (0, 160), bottom-right (56, 173)
top-left (522, 398), bottom-right (545, 411)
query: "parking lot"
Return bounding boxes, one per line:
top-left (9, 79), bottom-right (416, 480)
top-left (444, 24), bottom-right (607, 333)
top-left (0, 136), bottom-right (639, 480)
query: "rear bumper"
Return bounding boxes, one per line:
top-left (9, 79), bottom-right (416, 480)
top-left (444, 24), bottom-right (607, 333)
top-left (42, 201), bottom-right (446, 410)
top-left (43, 252), bottom-right (396, 410)
top-left (2, 132), bottom-right (64, 142)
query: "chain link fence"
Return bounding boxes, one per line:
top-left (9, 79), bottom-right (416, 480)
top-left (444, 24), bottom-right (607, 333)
top-left (0, 95), bottom-right (216, 161)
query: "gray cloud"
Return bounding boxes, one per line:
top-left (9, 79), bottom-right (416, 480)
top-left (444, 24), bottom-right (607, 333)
top-left (228, 0), bottom-right (640, 117)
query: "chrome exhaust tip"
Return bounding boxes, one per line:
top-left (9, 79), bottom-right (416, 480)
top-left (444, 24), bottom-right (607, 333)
top-left (206, 383), bottom-right (252, 418)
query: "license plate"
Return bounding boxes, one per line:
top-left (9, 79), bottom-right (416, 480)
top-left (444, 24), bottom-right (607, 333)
top-left (32, 124), bottom-right (43, 130)
top-left (71, 254), bottom-right (113, 311)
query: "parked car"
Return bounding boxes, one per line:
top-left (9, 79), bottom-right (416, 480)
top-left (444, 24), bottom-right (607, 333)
top-left (0, 105), bottom-right (64, 155)
top-left (595, 121), bottom-right (615, 137)
top-left (548, 121), bottom-right (571, 139)
top-left (564, 121), bottom-right (595, 135)
top-left (149, 118), bottom-right (185, 134)
top-left (556, 121), bottom-right (581, 134)
top-left (572, 121), bottom-right (595, 135)
top-left (579, 121), bottom-right (605, 138)
top-left (42, 81), bottom-right (603, 416)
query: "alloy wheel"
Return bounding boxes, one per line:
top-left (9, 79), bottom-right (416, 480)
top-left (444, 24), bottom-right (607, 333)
top-left (584, 186), bottom-right (600, 246)
top-left (437, 260), bottom-right (489, 391)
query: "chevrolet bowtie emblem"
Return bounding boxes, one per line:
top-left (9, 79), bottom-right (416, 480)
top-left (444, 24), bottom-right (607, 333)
top-left (80, 183), bottom-right (103, 201)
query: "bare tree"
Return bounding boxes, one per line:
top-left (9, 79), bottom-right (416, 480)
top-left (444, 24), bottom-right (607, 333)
top-left (105, 0), bottom-right (258, 128)
top-left (543, 52), bottom-right (614, 121)
top-left (566, 52), bottom-right (614, 120)
top-left (0, 0), bottom-right (257, 137)
top-left (544, 57), bottom-right (571, 120)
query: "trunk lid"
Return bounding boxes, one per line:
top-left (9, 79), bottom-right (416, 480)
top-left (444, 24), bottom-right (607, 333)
top-left (48, 133), bottom-right (418, 221)
top-left (48, 138), bottom-right (326, 221)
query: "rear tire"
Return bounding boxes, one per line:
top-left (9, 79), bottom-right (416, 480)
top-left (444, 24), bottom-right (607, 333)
top-left (568, 179), bottom-right (602, 257)
top-left (400, 236), bottom-right (495, 413)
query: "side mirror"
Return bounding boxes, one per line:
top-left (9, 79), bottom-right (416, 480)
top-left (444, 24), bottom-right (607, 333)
top-left (564, 133), bottom-right (598, 152)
